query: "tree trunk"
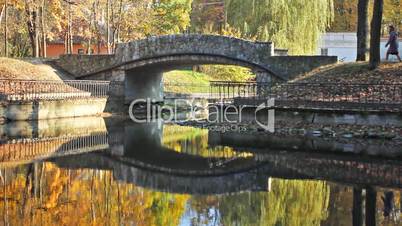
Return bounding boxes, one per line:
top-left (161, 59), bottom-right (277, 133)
top-left (25, 1), bottom-right (39, 57)
top-left (356, 0), bottom-right (369, 61)
top-left (113, 0), bottom-right (123, 52)
top-left (352, 187), bottom-right (363, 226)
top-left (106, 0), bottom-right (111, 54)
top-left (64, 32), bottom-right (68, 54)
top-left (87, 1), bottom-right (96, 55)
top-left (34, 8), bottom-right (39, 58)
top-left (94, 0), bottom-right (101, 54)
top-left (40, 0), bottom-right (46, 57)
top-left (4, 0), bottom-right (8, 57)
top-left (365, 187), bottom-right (377, 226)
top-left (69, 3), bottom-right (73, 54)
top-left (369, 0), bottom-right (383, 69)
top-left (0, 5), bottom-right (4, 25)
top-left (68, 2), bottom-right (73, 54)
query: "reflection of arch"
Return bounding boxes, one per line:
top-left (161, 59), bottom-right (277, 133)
top-left (52, 152), bottom-right (275, 195)
top-left (119, 123), bottom-right (265, 176)
top-left (110, 149), bottom-right (263, 177)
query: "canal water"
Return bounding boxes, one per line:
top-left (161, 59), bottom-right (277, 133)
top-left (0, 117), bottom-right (400, 225)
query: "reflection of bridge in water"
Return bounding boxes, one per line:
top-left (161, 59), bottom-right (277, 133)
top-left (50, 147), bottom-right (402, 195)
top-left (52, 152), bottom-right (272, 195)
top-left (0, 118), bottom-right (401, 195)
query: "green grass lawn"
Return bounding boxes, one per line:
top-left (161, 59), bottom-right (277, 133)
top-left (163, 70), bottom-right (212, 85)
top-left (163, 70), bottom-right (211, 93)
top-left (163, 67), bottom-right (254, 94)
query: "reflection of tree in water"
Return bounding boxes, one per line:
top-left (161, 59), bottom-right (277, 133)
top-left (162, 125), bottom-right (253, 159)
top-left (321, 185), bottom-right (402, 226)
top-left (191, 179), bottom-right (330, 226)
top-left (377, 190), bottom-right (402, 226)
top-left (321, 184), bottom-right (353, 226)
top-left (0, 163), bottom-right (189, 226)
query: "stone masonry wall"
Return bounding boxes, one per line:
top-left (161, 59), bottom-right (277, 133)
top-left (265, 56), bottom-right (338, 80)
top-left (114, 34), bottom-right (274, 70)
top-left (57, 54), bottom-right (115, 78)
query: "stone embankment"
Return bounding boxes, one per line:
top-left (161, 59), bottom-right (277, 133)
top-left (182, 120), bottom-right (402, 140)
top-left (178, 119), bottom-right (402, 156)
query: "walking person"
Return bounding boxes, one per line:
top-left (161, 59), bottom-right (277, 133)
top-left (385, 25), bottom-right (402, 62)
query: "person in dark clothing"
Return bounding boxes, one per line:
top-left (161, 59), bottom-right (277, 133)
top-left (385, 25), bottom-right (401, 62)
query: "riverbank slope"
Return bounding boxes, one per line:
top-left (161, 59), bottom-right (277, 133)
top-left (293, 62), bottom-right (402, 83)
top-left (0, 57), bottom-right (73, 80)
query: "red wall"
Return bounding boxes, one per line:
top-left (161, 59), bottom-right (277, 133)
top-left (46, 43), bottom-right (108, 57)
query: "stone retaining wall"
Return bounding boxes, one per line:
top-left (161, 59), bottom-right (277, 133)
top-left (263, 56), bottom-right (338, 80)
top-left (1, 98), bottom-right (107, 121)
top-left (210, 105), bottom-right (402, 127)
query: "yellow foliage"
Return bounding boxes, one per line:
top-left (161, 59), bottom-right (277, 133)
top-left (0, 163), bottom-right (189, 225)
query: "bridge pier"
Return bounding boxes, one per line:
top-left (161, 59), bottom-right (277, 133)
top-left (255, 70), bottom-right (272, 97)
top-left (125, 68), bottom-right (164, 104)
top-left (123, 121), bottom-right (163, 156)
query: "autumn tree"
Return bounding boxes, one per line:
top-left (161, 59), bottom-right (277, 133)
top-left (383, 0), bottom-right (402, 32)
top-left (0, 0), bottom-right (193, 57)
top-left (330, 0), bottom-right (358, 32)
top-left (330, 0), bottom-right (402, 33)
top-left (190, 0), bottom-right (224, 33)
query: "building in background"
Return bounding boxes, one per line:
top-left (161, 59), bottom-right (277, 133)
top-left (318, 32), bottom-right (402, 62)
top-left (46, 36), bottom-right (108, 58)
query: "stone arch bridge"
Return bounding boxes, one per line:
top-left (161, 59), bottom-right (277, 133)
top-left (56, 34), bottom-right (337, 102)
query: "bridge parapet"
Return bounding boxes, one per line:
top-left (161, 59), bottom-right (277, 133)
top-left (115, 34), bottom-right (274, 67)
top-left (57, 54), bottom-right (116, 78)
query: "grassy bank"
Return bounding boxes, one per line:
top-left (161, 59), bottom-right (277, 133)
top-left (293, 62), bottom-right (402, 84)
top-left (0, 58), bottom-right (65, 80)
top-left (163, 70), bottom-right (211, 93)
top-left (164, 62), bottom-right (402, 94)
top-left (163, 66), bottom-right (254, 93)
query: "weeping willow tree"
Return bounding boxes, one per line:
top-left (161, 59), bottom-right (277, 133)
top-left (224, 0), bottom-right (334, 54)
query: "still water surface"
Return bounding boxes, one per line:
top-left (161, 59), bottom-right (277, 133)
top-left (0, 117), bottom-right (400, 225)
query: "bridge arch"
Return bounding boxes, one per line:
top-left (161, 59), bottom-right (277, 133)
top-left (117, 53), bottom-right (276, 73)
top-left (117, 53), bottom-right (277, 102)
